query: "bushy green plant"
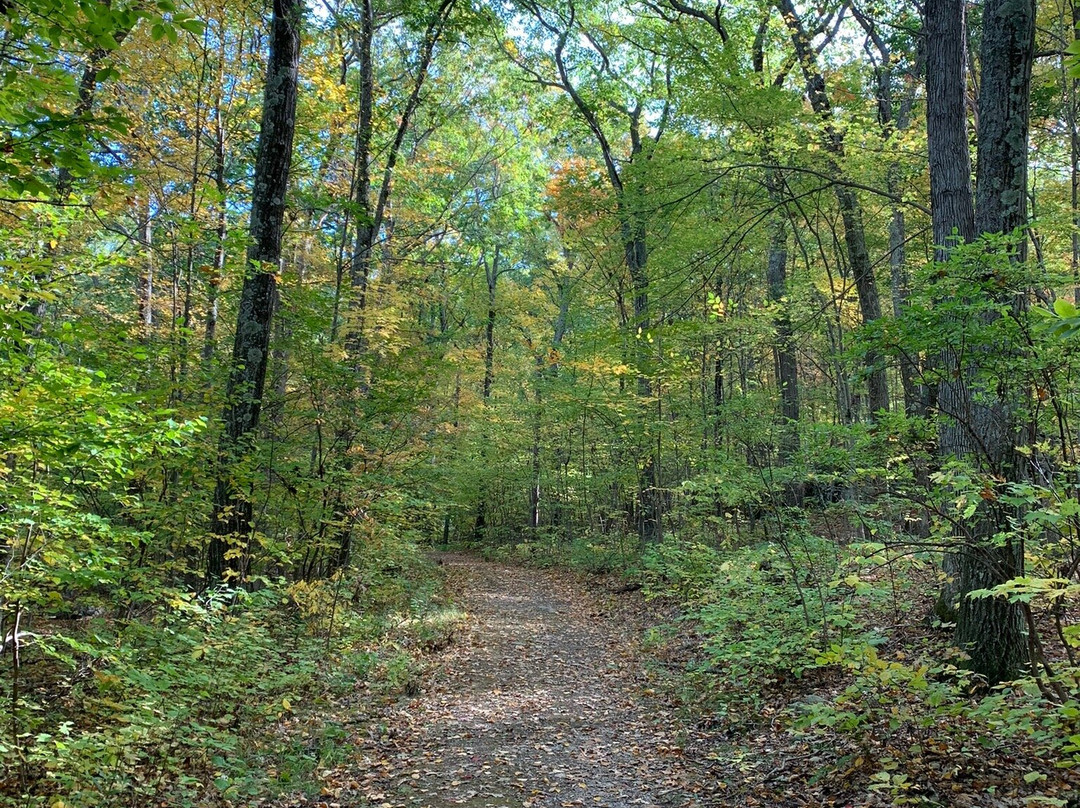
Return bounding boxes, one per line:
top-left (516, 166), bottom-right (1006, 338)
top-left (641, 526), bottom-right (928, 725)
top-left (1, 536), bottom-right (455, 808)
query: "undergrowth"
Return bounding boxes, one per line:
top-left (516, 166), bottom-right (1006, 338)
top-left (637, 522), bottom-right (1080, 806)
top-left (475, 529), bottom-right (642, 576)
top-left (1, 540), bottom-right (461, 808)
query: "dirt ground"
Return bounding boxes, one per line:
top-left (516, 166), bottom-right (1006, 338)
top-left (348, 554), bottom-right (726, 808)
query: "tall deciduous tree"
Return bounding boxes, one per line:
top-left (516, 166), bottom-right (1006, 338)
top-left (511, 0), bottom-right (669, 542)
top-left (208, 0), bottom-right (303, 580)
top-left (774, 0), bottom-right (889, 420)
top-left (925, 0), bottom-right (1035, 682)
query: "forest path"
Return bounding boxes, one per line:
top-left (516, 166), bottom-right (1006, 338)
top-left (350, 553), bottom-right (724, 808)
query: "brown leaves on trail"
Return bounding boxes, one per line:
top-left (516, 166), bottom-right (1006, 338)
top-left (338, 554), bottom-right (723, 808)
top-left (288, 556), bottom-right (1077, 808)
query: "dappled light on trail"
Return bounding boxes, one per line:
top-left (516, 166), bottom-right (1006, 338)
top-left (350, 555), bottom-right (722, 808)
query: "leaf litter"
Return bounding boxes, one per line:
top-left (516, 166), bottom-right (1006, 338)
top-left (278, 554), bottom-right (1080, 808)
top-left (323, 553), bottom-right (726, 808)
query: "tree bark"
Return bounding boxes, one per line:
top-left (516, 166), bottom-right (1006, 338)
top-left (926, 0), bottom-right (976, 252)
top-left (208, 0), bottom-right (302, 581)
top-left (925, 0), bottom-right (1033, 683)
top-left (954, 0), bottom-right (1034, 684)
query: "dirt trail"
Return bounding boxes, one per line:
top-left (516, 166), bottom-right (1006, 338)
top-left (351, 554), bottom-right (723, 808)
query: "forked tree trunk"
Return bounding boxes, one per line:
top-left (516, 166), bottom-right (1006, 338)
top-left (346, 0), bottom-right (454, 360)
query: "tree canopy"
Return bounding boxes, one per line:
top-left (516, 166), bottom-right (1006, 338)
top-left (2, 0), bottom-right (1080, 803)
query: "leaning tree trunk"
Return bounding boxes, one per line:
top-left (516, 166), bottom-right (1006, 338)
top-left (775, 0), bottom-right (889, 419)
top-left (208, 0), bottom-right (301, 581)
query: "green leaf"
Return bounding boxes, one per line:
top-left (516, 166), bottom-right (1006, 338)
top-left (1053, 298), bottom-right (1078, 319)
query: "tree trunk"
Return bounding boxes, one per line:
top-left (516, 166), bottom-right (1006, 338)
top-left (530, 351), bottom-right (543, 530)
top-left (1073, 0), bottom-right (1080, 303)
top-left (346, 0), bottom-right (376, 360)
top-left (775, 0), bottom-right (889, 419)
top-left (954, 0), bottom-right (1034, 684)
top-left (208, 0), bottom-right (301, 582)
top-left (482, 246), bottom-right (498, 401)
top-left (926, 0), bottom-right (976, 253)
top-left (137, 197), bottom-right (154, 334)
top-left (203, 111), bottom-right (227, 366)
top-left (346, 0), bottom-right (454, 360)
top-left (925, 0), bottom-right (1033, 683)
top-left (473, 245), bottom-right (500, 539)
top-left (873, 36), bottom-right (923, 416)
top-left (764, 171), bottom-right (799, 465)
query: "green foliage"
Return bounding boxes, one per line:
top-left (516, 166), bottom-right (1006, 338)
top-left (1034, 296), bottom-right (1080, 340)
top-left (3, 544), bottom-right (454, 807)
top-left (640, 529), bottom-right (908, 724)
top-left (480, 530), bottom-right (640, 576)
top-left (1, 0), bottom-right (1079, 803)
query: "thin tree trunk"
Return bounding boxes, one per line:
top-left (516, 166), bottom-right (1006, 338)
top-left (137, 197), bottom-right (154, 334)
top-left (204, 111), bottom-right (227, 365)
top-left (1072, 0), bottom-right (1080, 303)
top-left (474, 244), bottom-right (500, 539)
top-left (346, 0), bottom-right (375, 359)
top-left (776, 0), bottom-right (889, 419)
top-left (764, 171), bottom-right (799, 465)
